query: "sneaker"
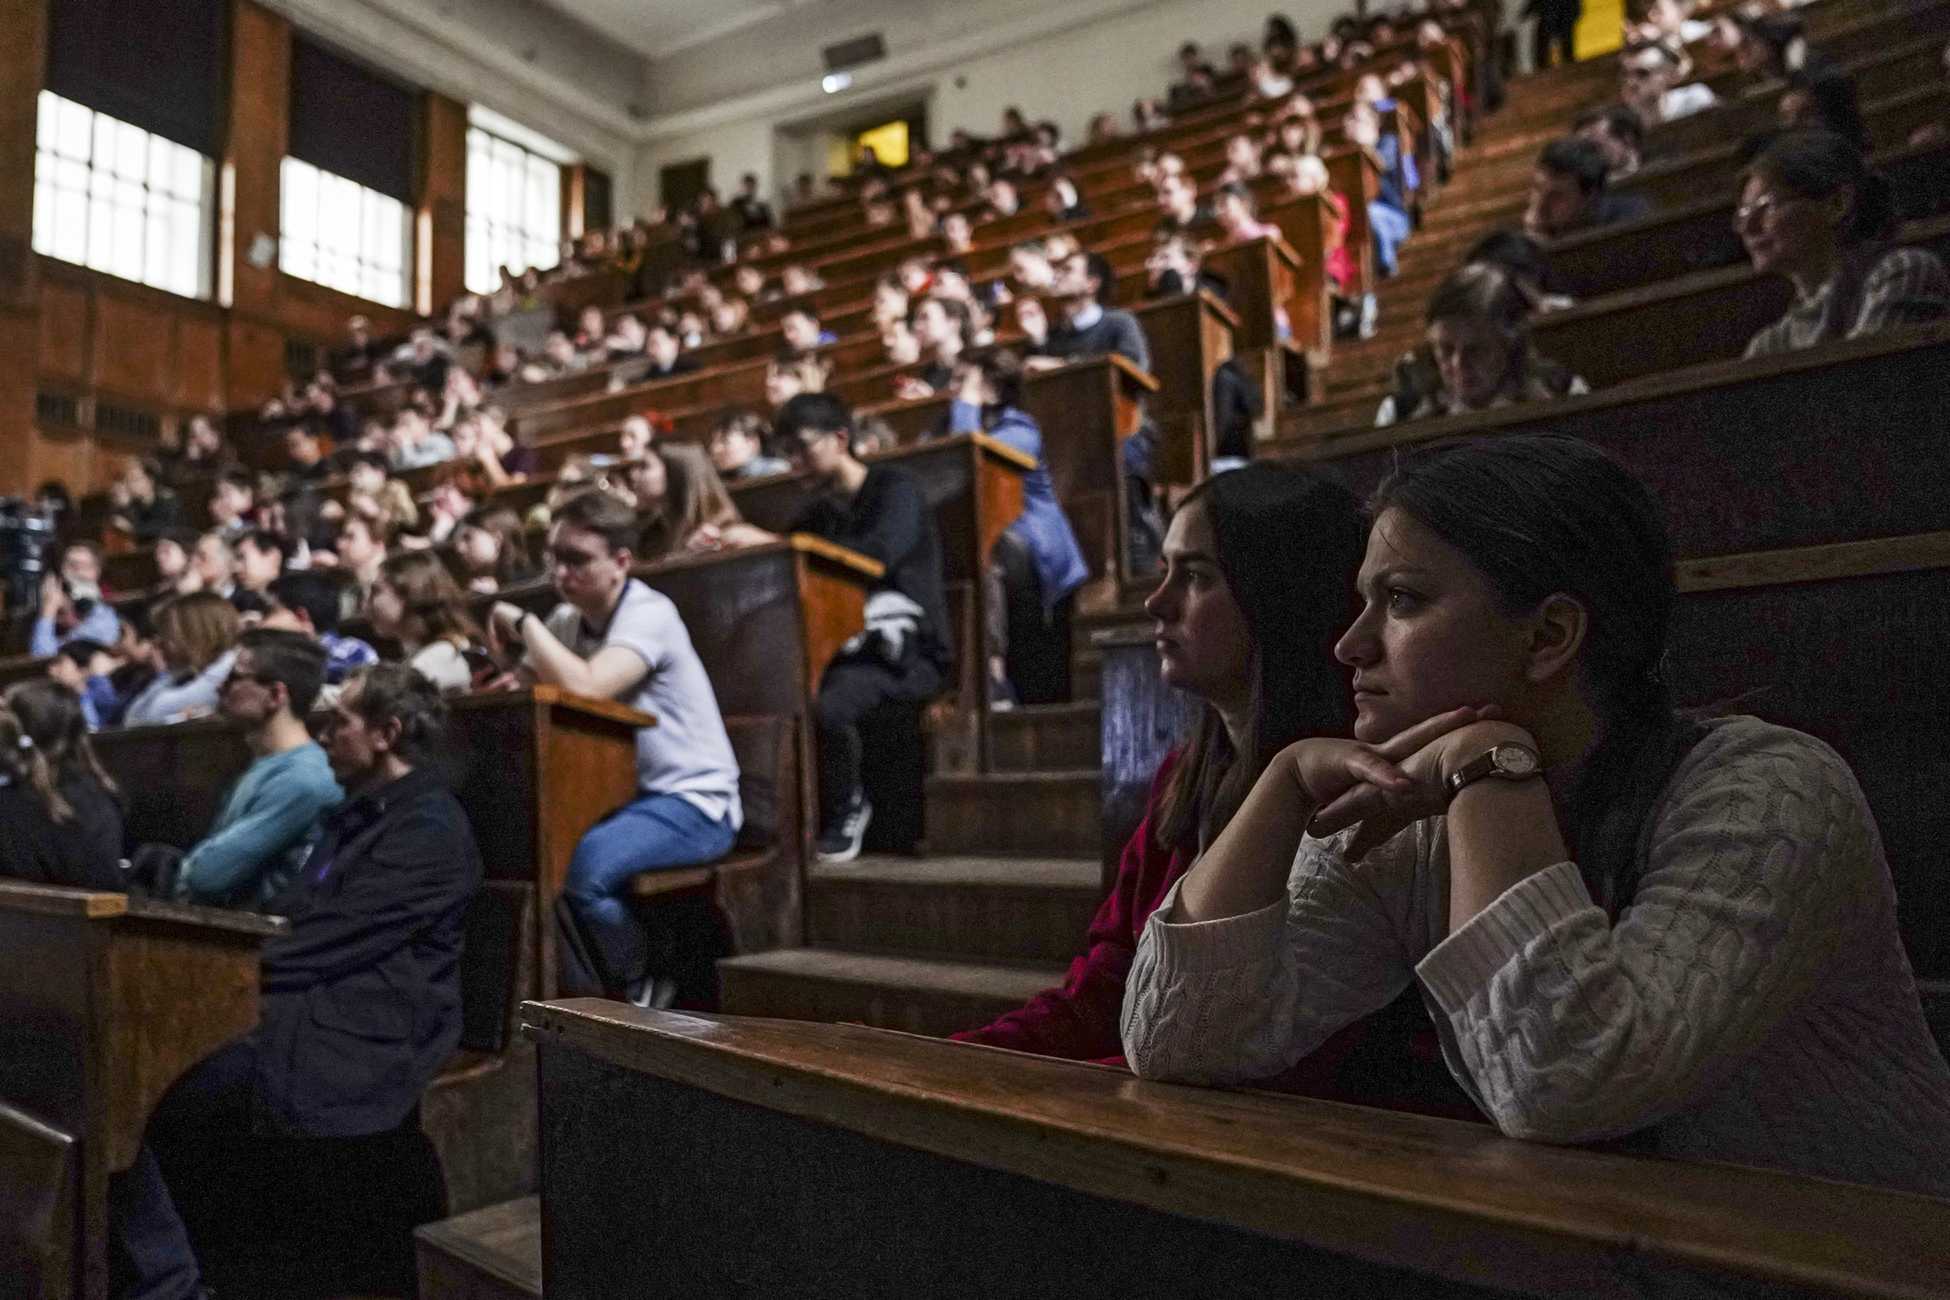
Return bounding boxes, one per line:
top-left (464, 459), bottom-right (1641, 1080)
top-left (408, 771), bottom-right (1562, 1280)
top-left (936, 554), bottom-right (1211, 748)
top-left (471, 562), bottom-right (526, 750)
top-left (626, 974), bottom-right (678, 1010)
top-left (987, 674), bottom-right (1019, 713)
top-left (816, 792), bottom-right (873, 863)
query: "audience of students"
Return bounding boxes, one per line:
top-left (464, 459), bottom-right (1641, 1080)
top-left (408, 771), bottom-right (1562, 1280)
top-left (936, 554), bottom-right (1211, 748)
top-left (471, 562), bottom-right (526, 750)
top-left (1120, 434), bottom-right (1950, 1198)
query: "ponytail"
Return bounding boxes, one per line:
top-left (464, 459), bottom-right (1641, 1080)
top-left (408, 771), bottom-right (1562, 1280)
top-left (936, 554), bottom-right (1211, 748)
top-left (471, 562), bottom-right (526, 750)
top-left (0, 705), bottom-right (75, 825)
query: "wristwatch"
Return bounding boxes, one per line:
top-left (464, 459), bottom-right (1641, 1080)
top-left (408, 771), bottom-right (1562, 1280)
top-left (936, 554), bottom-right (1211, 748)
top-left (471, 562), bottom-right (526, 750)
top-left (1445, 743), bottom-right (1543, 799)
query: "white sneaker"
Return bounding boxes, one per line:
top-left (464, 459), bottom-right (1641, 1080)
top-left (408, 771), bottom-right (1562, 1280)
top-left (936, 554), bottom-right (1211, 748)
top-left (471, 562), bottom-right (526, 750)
top-left (816, 793), bottom-right (873, 864)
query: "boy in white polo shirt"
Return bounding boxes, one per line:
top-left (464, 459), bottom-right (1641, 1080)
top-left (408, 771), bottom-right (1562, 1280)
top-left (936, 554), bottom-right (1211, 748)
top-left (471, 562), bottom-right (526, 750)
top-left (490, 489), bottom-right (740, 1006)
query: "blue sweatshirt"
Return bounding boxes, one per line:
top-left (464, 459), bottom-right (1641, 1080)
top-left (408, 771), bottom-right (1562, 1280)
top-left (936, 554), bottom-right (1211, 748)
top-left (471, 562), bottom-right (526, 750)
top-left (175, 741), bottom-right (344, 909)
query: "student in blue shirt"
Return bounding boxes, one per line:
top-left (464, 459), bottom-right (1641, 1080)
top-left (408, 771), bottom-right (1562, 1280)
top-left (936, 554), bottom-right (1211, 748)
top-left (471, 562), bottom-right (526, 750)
top-left (29, 542), bottom-right (121, 658)
top-left (170, 628), bottom-right (343, 909)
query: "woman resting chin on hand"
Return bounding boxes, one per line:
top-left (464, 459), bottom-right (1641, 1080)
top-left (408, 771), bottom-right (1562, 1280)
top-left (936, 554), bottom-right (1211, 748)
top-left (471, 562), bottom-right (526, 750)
top-left (1121, 432), bottom-right (1950, 1199)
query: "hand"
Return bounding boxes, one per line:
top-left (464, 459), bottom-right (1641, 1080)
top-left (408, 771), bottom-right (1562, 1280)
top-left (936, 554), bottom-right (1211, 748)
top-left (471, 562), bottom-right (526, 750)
top-left (39, 575), bottom-right (67, 620)
top-left (1309, 713), bottom-right (1536, 860)
top-left (488, 601), bottom-right (527, 653)
top-left (894, 375), bottom-right (935, 401)
top-left (1022, 355), bottom-right (1064, 373)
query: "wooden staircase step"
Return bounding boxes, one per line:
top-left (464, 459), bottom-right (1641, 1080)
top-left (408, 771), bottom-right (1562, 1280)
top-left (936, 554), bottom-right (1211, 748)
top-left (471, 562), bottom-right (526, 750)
top-left (717, 947), bottom-right (1064, 1036)
top-left (924, 770), bottom-right (1101, 857)
top-left (808, 854), bottom-right (1101, 963)
top-left (414, 1195), bottom-right (541, 1300)
top-left (985, 701), bottom-right (1101, 773)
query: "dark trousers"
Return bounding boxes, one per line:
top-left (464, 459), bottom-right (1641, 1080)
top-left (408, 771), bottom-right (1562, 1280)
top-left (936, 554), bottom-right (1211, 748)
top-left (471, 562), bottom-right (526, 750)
top-left (122, 1038), bottom-right (444, 1299)
top-left (984, 531), bottom-right (1073, 706)
top-left (816, 650), bottom-right (942, 832)
top-left (1121, 423), bottom-right (1164, 576)
top-left (1534, 12), bottom-right (1577, 66)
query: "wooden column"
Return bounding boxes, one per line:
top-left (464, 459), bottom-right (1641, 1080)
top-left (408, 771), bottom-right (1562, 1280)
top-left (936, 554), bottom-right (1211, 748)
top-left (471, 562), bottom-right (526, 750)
top-left (220, 0), bottom-right (292, 408)
top-left (0, 0), bottom-right (46, 495)
top-left (419, 91), bottom-right (467, 314)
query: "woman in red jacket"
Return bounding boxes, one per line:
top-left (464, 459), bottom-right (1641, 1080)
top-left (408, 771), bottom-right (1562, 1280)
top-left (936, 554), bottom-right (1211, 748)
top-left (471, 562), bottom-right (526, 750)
top-left (954, 463), bottom-right (1364, 1061)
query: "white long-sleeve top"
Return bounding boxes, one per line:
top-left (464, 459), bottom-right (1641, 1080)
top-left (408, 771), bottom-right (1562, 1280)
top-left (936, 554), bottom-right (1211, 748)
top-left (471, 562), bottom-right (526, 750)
top-left (1121, 716), bottom-right (1950, 1197)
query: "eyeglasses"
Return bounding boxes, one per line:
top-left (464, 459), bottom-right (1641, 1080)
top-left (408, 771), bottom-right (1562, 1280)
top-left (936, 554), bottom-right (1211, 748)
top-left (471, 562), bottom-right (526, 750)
top-left (1733, 193), bottom-right (1802, 228)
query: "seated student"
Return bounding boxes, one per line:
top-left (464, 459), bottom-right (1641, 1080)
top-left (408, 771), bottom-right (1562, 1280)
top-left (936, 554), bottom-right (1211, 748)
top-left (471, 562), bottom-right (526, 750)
top-left (122, 592), bottom-right (241, 727)
top-left (642, 444), bottom-right (777, 558)
top-left (234, 528), bottom-right (286, 599)
top-left (1042, 174), bottom-right (1091, 223)
top-left (157, 628), bottom-right (342, 908)
top-left (44, 638), bottom-right (121, 730)
top-left (904, 296), bottom-right (971, 395)
top-left (1574, 104), bottom-right (1646, 180)
top-left (1344, 100), bottom-right (1416, 277)
top-left (264, 569), bottom-right (379, 688)
top-left (150, 527), bottom-right (201, 599)
top-left (453, 507), bottom-right (536, 594)
top-left (936, 349), bottom-right (1088, 707)
top-left (1121, 434), bottom-right (1950, 1197)
top-left (1525, 137), bottom-right (1650, 241)
top-left (1778, 67), bottom-right (1869, 153)
top-left (1621, 39), bottom-right (1718, 125)
top-left (1153, 170), bottom-right (1212, 237)
top-left (642, 321), bottom-right (698, 380)
top-left (778, 393), bottom-right (951, 862)
top-left (108, 457), bottom-right (184, 542)
top-left (709, 410), bottom-right (793, 482)
top-left (208, 468), bottom-right (257, 539)
top-left (1145, 229), bottom-right (1229, 300)
top-left (780, 306), bottom-right (837, 352)
top-left (0, 679), bottom-right (126, 890)
top-left (367, 550), bottom-right (486, 694)
top-left (1739, 130), bottom-right (1950, 357)
top-left (489, 490), bottom-right (742, 1004)
top-left (31, 542), bottom-right (121, 657)
top-left (1728, 12), bottom-right (1807, 85)
top-left (1375, 265), bottom-right (1588, 427)
top-left (125, 664), bottom-right (481, 1299)
top-left (1212, 181), bottom-right (1281, 243)
top-left (1024, 252), bottom-right (1165, 569)
top-left (764, 351), bottom-right (831, 415)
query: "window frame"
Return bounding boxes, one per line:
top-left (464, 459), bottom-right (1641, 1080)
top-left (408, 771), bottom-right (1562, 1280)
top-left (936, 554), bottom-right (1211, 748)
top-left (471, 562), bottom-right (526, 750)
top-left (464, 124), bottom-right (564, 295)
top-left (31, 90), bottom-right (216, 300)
top-left (277, 155), bottom-right (413, 309)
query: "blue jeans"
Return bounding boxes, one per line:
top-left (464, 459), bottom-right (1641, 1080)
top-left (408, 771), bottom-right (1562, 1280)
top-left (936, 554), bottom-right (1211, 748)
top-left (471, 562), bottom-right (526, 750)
top-left (1369, 200), bottom-right (1413, 277)
top-left (561, 792), bottom-right (736, 993)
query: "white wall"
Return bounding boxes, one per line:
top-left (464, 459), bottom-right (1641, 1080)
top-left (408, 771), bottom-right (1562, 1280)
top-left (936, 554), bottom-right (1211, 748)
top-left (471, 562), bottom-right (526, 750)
top-left (627, 0), bottom-right (1351, 215)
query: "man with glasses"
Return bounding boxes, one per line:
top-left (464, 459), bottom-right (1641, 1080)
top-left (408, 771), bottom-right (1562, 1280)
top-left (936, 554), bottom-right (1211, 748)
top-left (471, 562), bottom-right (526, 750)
top-left (165, 627), bottom-right (342, 908)
top-left (488, 489), bottom-right (741, 1007)
top-left (779, 392), bottom-right (951, 862)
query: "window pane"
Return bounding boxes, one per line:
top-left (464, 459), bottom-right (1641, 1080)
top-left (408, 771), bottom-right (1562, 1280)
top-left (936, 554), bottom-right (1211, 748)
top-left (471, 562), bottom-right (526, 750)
top-left (464, 125), bottom-right (564, 293)
top-left (56, 97), bottom-right (92, 160)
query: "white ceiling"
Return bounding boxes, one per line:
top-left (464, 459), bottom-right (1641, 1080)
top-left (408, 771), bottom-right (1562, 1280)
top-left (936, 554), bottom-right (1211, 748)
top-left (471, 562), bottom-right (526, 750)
top-left (530, 0), bottom-right (828, 59)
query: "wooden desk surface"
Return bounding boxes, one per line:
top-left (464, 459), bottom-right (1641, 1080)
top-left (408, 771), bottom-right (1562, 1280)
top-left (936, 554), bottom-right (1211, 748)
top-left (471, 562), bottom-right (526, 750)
top-left (525, 1001), bottom-right (1950, 1298)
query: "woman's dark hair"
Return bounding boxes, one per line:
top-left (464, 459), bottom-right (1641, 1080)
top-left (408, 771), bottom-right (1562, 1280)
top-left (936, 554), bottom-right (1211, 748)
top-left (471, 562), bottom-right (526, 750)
top-left (1463, 229), bottom-right (1558, 300)
top-left (961, 346), bottom-right (1025, 409)
top-left (3, 679), bottom-right (119, 824)
top-left (1154, 465), bottom-right (1364, 850)
top-left (1736, 12), bottom-right (1805, 75)
top-left (1741, 129), bottom-right (1895, 247)
top-left (1370, 434), bottom-right (1700, 918)
top-left (1783, 67), bottom-right (1868, 153)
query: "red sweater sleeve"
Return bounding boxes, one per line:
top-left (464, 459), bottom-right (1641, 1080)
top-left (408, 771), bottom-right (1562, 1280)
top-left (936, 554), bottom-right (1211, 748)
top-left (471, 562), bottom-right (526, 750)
top-left (950, 753), bottom-right (1189, 1060)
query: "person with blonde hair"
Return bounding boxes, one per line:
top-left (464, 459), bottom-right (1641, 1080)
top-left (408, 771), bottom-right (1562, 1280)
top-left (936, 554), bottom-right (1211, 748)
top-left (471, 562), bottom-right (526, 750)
top-left (366, 550), bottom-right (485, 693)
top-left (0, 679), bottom-right (125, 888)
top-left (122, 592), bottom-right (242, 726)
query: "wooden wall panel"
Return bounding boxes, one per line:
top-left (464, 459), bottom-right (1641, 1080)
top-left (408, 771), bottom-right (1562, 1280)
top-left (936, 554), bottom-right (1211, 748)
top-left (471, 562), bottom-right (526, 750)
top-left (224, 0), bottom-right (290, 318)
top-left (421, 92), bottom-right (468, 315)
top-left (38, 280), bottom-right (90, 383)
top-left (224, 317), bottom-right (286, 410)
top-left (93, 293), bottom-right (177, 403)
top-left (173, 316), bottom-right (224, 411)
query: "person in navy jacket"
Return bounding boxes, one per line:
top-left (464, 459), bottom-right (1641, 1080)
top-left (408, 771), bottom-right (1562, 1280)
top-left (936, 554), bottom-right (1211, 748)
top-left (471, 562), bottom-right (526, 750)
top-left (113, 663), bottom-right (481, 1299)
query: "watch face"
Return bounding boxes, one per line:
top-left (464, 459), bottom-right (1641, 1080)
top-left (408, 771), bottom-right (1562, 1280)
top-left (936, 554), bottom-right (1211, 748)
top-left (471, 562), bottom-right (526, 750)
top-left (1494, 745), bottom-right (1540, 777)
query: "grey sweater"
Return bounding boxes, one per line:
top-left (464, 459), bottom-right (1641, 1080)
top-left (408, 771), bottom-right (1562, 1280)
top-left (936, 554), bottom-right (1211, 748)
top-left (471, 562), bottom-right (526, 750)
top-left (1121, 716), bottom-right (1950, 1197)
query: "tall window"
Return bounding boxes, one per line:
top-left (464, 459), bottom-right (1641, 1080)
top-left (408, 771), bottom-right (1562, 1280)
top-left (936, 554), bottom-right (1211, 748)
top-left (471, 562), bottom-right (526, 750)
top-left (32, 91), bottom-right (213, 299)
top-left (466, 127), bottom-right (561, 294)
top-left (279, 156), bottom-right (410, 308)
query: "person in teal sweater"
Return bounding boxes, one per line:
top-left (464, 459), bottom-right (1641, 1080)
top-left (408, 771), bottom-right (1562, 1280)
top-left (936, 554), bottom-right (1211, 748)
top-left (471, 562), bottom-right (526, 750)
top-left (173, 628), bottom-right (343, 909)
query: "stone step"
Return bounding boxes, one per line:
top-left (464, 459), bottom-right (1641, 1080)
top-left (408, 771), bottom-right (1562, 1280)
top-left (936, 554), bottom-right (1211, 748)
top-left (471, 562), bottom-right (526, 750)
top-left (807, 854), bottom-right (1101, 964)
top-left (924, 770), bottom-right (1101, 857)
top-left (986, 701), bottom-right (1101, 773)
top-left (717, 947), bottom-right (1064, 1037)
top-left (413, 1195), bottom-right (541, 1300)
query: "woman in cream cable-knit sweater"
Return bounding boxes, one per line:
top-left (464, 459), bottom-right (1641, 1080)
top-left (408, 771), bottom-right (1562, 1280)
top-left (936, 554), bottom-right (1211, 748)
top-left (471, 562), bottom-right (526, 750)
top-left (1121, 434), bottom-right (1950, 1197)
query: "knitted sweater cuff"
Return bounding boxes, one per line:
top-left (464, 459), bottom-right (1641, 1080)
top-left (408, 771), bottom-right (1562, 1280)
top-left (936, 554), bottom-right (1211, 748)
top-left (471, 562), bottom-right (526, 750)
top-left (1149, 880), bottom-right (1290, 974)
top-left (1416, 860), bottom-right (1593, 1014)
